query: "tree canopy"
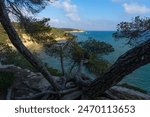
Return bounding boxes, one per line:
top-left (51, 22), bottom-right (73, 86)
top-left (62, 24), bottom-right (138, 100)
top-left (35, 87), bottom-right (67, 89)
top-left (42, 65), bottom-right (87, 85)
top-left (0, 0), bottom-right (60, 91)
top-left (6, 0), bottom-right (51, 15)
top-left (87, 17), bottom-right (150, 98)
top-left (113, 16), bottom-right (150, 46)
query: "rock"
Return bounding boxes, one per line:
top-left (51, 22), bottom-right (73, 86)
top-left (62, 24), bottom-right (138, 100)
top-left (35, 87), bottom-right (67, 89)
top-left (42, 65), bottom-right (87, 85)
top-left (107, 86), bottom-right (150, 100)
top-left (0, 64), bottom-right (15, 69)
top-left (1, 64), bottom-right (150, 100)
top-left (66, 82), bottom-right (76, 88)
top-left (25, 69), bottom-right (31, 73)
top-left (0, 65), bottom-right (52, 98)
top-left (16, 67), bottom-right (22, 70)
top-left (27, 72), bottom-right (36, 78)
top-left (31, 76), bottom-right (50, 90)
top-left (61, 91), bottom-right (81, 100)
top-left (36, 73), bottom-right (42, 76)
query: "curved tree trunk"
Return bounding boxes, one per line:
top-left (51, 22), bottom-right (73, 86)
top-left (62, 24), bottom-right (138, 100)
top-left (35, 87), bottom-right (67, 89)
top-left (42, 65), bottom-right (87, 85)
top-left (88, 39), bottom-right (150, 99)
top-left (0, 0), bottom-right (59, 91)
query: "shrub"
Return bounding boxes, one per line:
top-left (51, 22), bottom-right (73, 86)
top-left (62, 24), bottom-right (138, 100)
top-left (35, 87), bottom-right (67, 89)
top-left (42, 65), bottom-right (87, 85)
top-left (47, 67), bottom-right (63, 76)
top-left (0, 71), bottom-right (15, 90)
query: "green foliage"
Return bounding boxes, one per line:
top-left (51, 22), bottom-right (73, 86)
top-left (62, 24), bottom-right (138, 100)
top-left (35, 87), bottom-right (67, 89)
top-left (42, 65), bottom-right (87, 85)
top-left (47, 67), bottom-right (63, 76)
top-left (0, 24), bottom-right (9, 43)
top-left (69, 43), bottom-right (84, 62)
top-left (2, 53), bottom-right (35, 71)
top-left (7, 0), bottom-right (51, 15)
top-left (0, 71), bottom-right (15, 90)
top-left (69, 38), bottom-right (114, 75)
top-left (45, 43), bottom-right (62, 58)
top-left (0, 22), bottom-right (71, 44)
top-left (0, 43), bottom-right (15, 60)
top-left (45, 38), bottom-right (114, 76)
top-left (118, 83), bottom-right (147, 94)
top-left (6, 0), bottom-right (67, 43)
top-left (0, 43), bottom-right (34, 71)
top-left (80, 38), bottom-right (114, 55)
top-left (0, 42), bottom-right (64, 76)
top-left (19, 17), bottom-right (54, 43)
top-left (113, 16), bottom-right (150, 46)
top-left (45, 37), bottom-right (77, 60)
top-left (51, 28), bottom-right (72, 39)
top-left (85, 55), bottom-right (110, 76)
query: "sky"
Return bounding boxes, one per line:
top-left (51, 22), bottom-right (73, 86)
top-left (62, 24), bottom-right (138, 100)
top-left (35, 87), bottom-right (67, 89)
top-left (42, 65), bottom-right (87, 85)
top-left (38, 0), bottom-right (150, 31)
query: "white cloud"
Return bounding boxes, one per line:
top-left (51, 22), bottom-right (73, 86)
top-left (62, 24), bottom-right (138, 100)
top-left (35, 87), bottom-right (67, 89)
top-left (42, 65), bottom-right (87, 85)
top-left (49, 18), bottom-right (67, 27)
top-left (50, 18), bottom-right (60, 24)
top-left (52, 0), bottom-right (80, 21)
top-left (123, 3), bottom-right (150, 14)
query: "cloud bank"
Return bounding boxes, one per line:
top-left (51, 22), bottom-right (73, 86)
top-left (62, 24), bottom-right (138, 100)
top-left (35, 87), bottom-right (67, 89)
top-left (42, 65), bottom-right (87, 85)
top-left (123, 3), bottom-right (150, 14)
top-left (52, 0), bottom-right (80, 21)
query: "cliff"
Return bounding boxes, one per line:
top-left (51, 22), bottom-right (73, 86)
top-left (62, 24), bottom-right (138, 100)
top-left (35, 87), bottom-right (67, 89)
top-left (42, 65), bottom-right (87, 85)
top-left (0, 24), bottom-right (73, 44)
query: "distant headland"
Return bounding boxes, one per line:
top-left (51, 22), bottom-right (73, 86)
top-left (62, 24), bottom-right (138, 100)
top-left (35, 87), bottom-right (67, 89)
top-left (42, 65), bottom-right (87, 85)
top-left (59, 28), bottom-right (85, 33)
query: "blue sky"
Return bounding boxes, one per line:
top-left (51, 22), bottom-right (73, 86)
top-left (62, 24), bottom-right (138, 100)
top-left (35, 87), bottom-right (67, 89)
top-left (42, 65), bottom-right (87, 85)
top-left (38, 0), bottom-right (150, 31)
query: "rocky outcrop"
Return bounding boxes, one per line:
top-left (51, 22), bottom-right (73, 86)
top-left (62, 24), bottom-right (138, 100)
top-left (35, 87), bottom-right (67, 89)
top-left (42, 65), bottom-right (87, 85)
top-left (106, 86), bottom-right (150, 100)
top-left (1, 65), bottom-right (150, 100)
top-left (0, 65), bottom-right (51, 99)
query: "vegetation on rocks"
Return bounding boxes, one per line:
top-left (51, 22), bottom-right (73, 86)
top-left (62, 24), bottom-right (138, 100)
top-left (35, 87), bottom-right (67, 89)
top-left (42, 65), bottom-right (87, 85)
top-left (0, 71), bottom-right (15, 90)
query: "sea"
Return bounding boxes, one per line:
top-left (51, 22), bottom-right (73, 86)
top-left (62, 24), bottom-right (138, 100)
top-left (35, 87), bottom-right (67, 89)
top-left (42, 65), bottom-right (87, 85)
top-left (73, 31), bottom-right (150, 94)
top-left (40, 31), bottom-right (150, 94)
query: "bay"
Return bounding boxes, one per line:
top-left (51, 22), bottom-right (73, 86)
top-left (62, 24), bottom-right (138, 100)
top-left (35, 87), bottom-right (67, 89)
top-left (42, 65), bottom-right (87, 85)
top-left (40, 31), bottom-right (150, 94)
top-left (73, 31), bottom-right (150, 94)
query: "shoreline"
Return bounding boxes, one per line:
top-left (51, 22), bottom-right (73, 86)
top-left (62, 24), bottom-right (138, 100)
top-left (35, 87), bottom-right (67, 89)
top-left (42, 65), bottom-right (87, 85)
top-left (65, 30), bottom-right (85, 33)
top-left (66, 31), bottom-right (85, 33)
top-left (4, 32), bottom-right (150, 95)
top-left (55, 37), bottom-right (67, 41)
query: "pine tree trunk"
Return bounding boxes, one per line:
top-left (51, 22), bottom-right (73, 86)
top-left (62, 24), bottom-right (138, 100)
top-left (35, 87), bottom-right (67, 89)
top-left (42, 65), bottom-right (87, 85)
top-left (78, 60), bottom-right (83, 76)
top-left (60, 47), bottom-right (65, 76)
top-left (69, 61), bottom-right (76, 73)
top-left (88, 39), bottom-right (150, 99)
top-left (0, 0), bottom-right (59, 91)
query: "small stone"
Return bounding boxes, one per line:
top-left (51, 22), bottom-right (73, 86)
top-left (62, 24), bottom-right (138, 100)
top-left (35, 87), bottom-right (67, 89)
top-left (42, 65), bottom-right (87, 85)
top-left (17, 67), bottom-right (22, 69)
top-left (66, 82), bottom-right (76, 88)
top-left (27, 72), bottom-right (36, 77)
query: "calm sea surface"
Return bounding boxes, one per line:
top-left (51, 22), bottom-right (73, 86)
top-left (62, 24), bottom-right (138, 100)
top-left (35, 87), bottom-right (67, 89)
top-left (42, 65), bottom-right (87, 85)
top-left (73, 31), bottom-right (150, 93)
top-left (40, 31), bottom-right (150, 93)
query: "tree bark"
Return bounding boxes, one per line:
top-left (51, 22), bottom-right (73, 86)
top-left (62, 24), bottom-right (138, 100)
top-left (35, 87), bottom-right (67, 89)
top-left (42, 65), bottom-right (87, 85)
top-left (88, 39), bottom-right (150, 99)
top-left (60, 47), bottom-right (65, 76)
top-left (78, 60), bottom-right (83, 76)
top-left (0, 0), bottom-right (59, 91)
top-left (69, 61), bottom-right (76, 74)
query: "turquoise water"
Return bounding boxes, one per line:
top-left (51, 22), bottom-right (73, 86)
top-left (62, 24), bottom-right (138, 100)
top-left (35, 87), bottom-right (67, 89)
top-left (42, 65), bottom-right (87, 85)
top-left (73, 31), bottom-right (150, 94)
